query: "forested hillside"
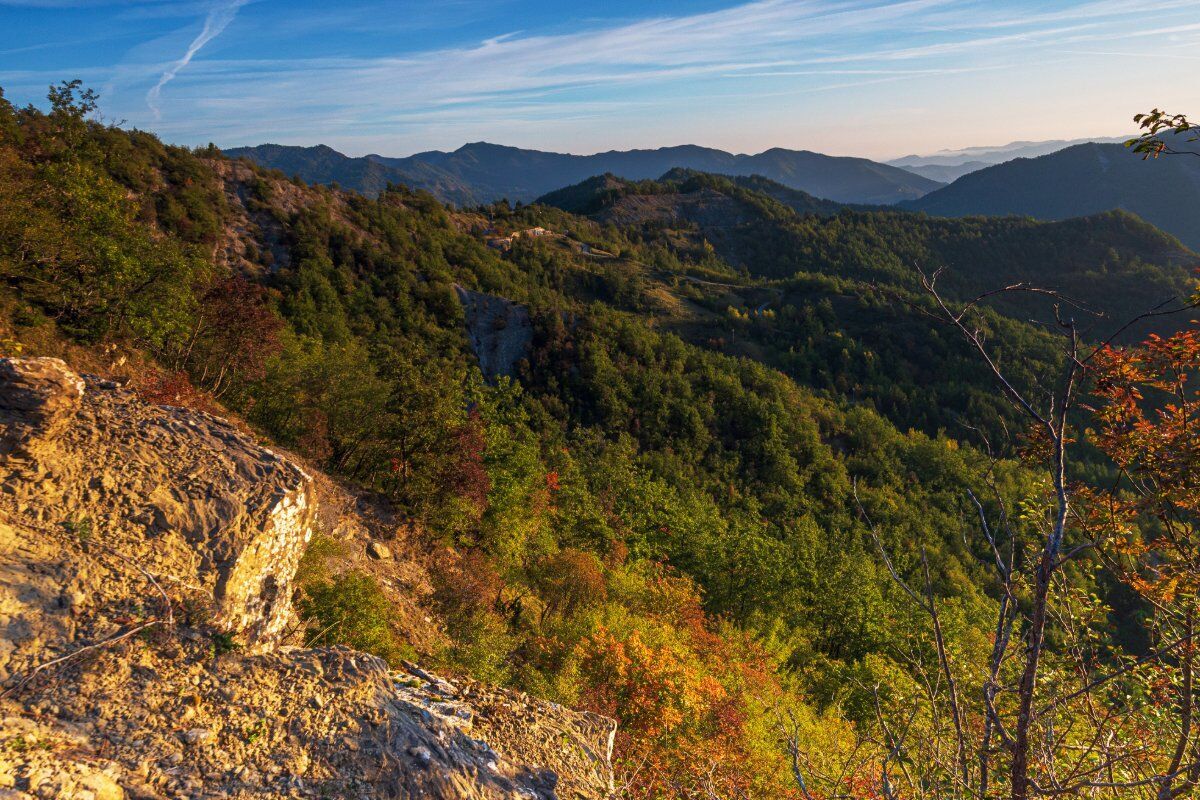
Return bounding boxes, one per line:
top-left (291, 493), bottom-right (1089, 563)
top-left (4, 84), bottom-right (1200, 798)
top-left (904, 141), bottom-right (1200, 249)
top-left (540, 170), bottom-right (1196, 324)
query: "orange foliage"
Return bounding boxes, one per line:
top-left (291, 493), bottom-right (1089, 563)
top-left (1089, 327), bottom-right (1200, 603)
top-left (534, 548), bottom-right (606, 618)
top-left (572, 565), bottom-right (791, 799)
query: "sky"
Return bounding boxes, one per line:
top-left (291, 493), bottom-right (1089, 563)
top-left (0, 0), bottom-right (1197, 160)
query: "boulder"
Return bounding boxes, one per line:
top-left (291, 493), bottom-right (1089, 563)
top-left (0, 357), bottom-right (314, 651)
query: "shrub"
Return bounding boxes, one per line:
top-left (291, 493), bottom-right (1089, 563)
top-left (297, 570), bottom-right (409, 665)
top-left (533, 548), bottom-right (607, 621)
top-left (134, 367), bottom-right (221, 414)
top-left (438, 608), bottom-right (516, 685)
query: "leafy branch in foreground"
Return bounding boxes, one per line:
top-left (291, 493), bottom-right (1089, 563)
top-left (1127, 109), bottom-right (1200, 159)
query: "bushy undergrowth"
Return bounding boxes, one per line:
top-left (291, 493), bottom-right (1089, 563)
top-left (294, 534), bottom-right (414, 665)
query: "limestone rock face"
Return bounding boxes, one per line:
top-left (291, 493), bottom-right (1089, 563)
top-left (2, 644), bottom-right (615, 800)
top-left (0, 357), bottom-right (84, 459)
top-left (0, 357), bottom-right (616, 799)
top-left (456, 287), bottom-right (533, 381)
top-left (0, 357), bottom-right (314, 653)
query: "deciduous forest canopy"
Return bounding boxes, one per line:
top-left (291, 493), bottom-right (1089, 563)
top-left (3, 81), bottom-right (1200, 798)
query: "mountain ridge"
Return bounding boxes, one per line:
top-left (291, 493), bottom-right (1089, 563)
top-left (225, 140), bottom-right (943, 206)
top-left (903, 141), bottom-right (1200, 248)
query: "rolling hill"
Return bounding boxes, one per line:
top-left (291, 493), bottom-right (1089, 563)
top-left (535, 170), bottom-right (850, 218)
top-left (903, 142), bottom-right (1200, 248)
top-left (224, 140), bottom-right (943, 206)
top-left (538, 169), bottom-right (1196, 324)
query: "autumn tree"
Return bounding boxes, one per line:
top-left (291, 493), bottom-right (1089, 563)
top-left (1087, 326), bottom-right (1200, 798)
top-left (533, 548), bottom-right (606, 621)
top-left (169, 275), bottom-right (284, 397)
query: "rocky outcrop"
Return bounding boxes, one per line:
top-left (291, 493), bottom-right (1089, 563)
top-left (0, 357), bottom-right (615, 799)
top-left (0, 357), bottom-right (85, 460)
top-left (456, 287), bottom-right (533, 381)
top-left (0, 357), bottom-right (314, 656)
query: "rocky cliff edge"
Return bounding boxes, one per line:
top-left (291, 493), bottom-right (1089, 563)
top-left (0, 357), bottom-right (615, 800)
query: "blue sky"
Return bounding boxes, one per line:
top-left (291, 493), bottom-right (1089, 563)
top-left (1, 0), bottom-right (1197, 158)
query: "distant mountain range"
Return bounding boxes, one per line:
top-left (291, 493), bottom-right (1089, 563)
top-left (889, 136), bottom-right (1127, 182)
top-left (903, 142), bottom-right (1200, 249)
top-left (227, 139), bottom-right (1200, 250)
top-left (224, 141), bottom-right (943, 206)
top-left (891, 160), bottom-right (991, 184)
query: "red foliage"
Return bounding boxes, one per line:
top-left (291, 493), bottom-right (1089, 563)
top-left (134, 367), bottom-right (221, 414)
top-left (185, 275), bottom-right (284, 395)
top-left (455, 416), bottom-right (492, 505)
top-left (432, 548), bottom-right (505, 620)
top-left (435, 409), bottom-right (491, 511)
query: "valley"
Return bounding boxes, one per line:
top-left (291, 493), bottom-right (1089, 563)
top-left (1, 81), bottom-right (1199, 799)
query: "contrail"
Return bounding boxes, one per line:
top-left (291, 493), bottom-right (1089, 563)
top-left (147, 0), bottom-right (248, 119)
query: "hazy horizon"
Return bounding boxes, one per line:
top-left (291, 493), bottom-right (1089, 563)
top-left (226, 133), bottom-right (1130, 163)
top-left (2, 0), bottom-right (1196, 160)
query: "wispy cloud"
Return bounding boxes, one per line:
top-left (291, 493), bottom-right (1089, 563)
top-left (3, 0), bottom-right (1196, 156)
top-left (146, 0), bottom-right (247, 119)
top-left (140, 0), bottom-right (962, 126)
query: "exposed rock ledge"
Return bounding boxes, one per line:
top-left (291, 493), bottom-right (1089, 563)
top-left (0, 358), bottom-right (615, 799)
